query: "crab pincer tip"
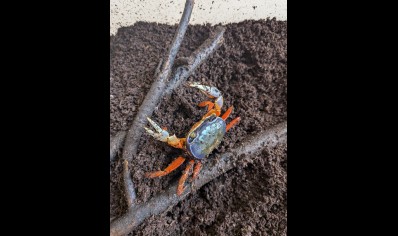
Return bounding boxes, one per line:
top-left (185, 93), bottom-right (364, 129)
top-left (188, 82), bottom-right (200, 87)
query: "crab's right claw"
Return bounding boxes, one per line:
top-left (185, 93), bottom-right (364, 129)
top-left (189, 82), bottom-right (222, 98)
top-left (145, 117), bottom-right (169, 142)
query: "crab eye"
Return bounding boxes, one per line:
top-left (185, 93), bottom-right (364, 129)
top-left (188, 132), bottom-right (196, 143)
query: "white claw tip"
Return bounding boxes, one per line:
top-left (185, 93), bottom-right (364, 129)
top-left (188, 82), bottom-right (200, 87)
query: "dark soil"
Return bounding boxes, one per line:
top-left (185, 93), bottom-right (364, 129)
top-left (110, 18), bottom-right (287, 235)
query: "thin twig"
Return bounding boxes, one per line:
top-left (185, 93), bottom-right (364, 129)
top-left (164, 26), bottom-right (226, 97)
top-left (121, 0), bottom-right (195, 163)
top-left (123, 160), bottom-right (137, 209)
top-left (110, 131), bottom-right (127, 162)
top-left (110, 122), bottom-right (287, 236)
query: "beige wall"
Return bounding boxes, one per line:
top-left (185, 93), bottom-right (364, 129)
top-left (110, 0), bottom-right (287, 35)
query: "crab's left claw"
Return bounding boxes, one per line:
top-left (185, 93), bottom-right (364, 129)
top-left (145, 117), bottom-right (186, 149)
top-left (144, 117), bottom-right (169, 142)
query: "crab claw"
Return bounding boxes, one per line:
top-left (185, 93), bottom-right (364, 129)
top-left (144, 117), bottom-right (169, 142)
top-left (189, 82), bottom-right (222, 98)
top-left (189, 82), bottom-right (224, 112)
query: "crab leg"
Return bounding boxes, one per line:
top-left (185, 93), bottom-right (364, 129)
top-left (145, 156), bottom-right (186, 178)
top-left (226, 117), bottom-right (241, 132)
top-left (144, 117), bottom-right (186, 149)
top-left (177, 160), bottom-right (195, 195)
top-left (220, 106), bottom-right (241, 132)
top-left (189, 82), bottom-right (223, 116)
top-left (221, 106), bottom-right (233, 120)
top-left (191, 161), bottom-right (202, 181)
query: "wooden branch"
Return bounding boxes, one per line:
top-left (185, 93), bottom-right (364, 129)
top-left (110, 131), bottom-right (126, 162)
top-left (110, 121), bottom-right (287, 236)
top-left (164, 26), bottom-right (226, 97)
top-left (123, 160), bottom-right (137, 209)
top-left (121, 0), bottom-right (195, 163)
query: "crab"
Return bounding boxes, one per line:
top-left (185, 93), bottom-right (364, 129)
top-left (144, 82), bottom-right (241, 195)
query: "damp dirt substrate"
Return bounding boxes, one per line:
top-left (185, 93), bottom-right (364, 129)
top-left (110, 19), bottom-right (287, 235)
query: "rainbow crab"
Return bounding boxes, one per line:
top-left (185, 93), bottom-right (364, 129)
top-left (144, 82), bottom-right (241, 195)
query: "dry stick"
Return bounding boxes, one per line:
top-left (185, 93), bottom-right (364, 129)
top-left (121, 0), bottom-right (194, 164)
top-left (123, 160), bottom-right (137, 208)
top-left (110, 121), bottom-right (287, 236)
top-left (110, 131), bottom-right (127, 162)
top-left (117, 0), bottom-right (194, 215)
top-left (164, 26), bottom-right (226, 97)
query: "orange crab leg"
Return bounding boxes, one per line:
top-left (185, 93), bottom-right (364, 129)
top-left (221, 106), bottom-right (234, 120)
top-left (191, 161), bottom-right (202, 181)
top-left (226, 117), bottom-right (241, 132)
top-left (177, 160), bottom-right (194, 195)
top-left (145, 156), bottom-right (186, 178)
top-left (198, 101), bottom-right (214, 111)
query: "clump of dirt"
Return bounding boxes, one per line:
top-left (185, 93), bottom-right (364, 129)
top-left (110, 18), bottom-right (287, 235)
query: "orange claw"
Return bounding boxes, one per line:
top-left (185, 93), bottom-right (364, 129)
top-left (198, 101), bottom-right (214, 111)
top-left (145, 156), bottom-right (186, 178)
top-left (177, 160), bottom-right (194, 195)
top-left (226, 117), bottom-right (241, 132)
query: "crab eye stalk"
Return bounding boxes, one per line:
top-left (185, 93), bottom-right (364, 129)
top-left (188, 132), bottom-right (196, 143)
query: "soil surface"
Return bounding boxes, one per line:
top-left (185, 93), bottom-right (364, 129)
top-left (110, 19), bottom-right (287, 235)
